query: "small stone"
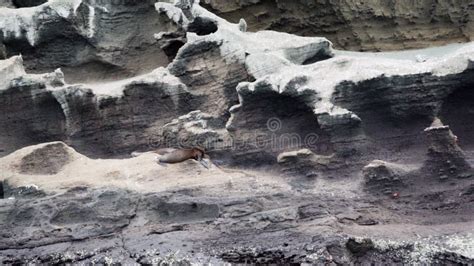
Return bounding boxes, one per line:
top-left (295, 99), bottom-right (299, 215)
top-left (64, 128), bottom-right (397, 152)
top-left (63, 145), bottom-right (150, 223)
top-left (439, 175), bottom-right (449, 181)
top-left (415, 54), bottom-right (427, 62)
top-left (460, 185), bottom-right (474, 196)
top-left (306, 172), bottom-right (318, 178)
top-left (457, 173), bottom-right (473, 179)
top-left (346, 238), bottom-right (374, 257)
top-left (355, 217), bottom-right (379, 226)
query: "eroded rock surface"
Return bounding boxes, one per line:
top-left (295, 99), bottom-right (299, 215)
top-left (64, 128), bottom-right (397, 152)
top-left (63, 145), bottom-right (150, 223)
top-left (0, 0), bottom-right (473, 264)
top-left (423, 118), bottom-right (472, 180)
top-left (18, 142), bottom-right (73, 175)
top-left (363, 160), bottom-right (411, 195)
top-left (0, 0), bottom-right (172, 83)
top-left (201, 0), bottom-right (474, 51)
top-left (1, 142), bottom-right (473, 264)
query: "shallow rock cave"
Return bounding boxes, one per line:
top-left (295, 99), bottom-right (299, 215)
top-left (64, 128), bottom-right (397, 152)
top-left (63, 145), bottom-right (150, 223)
top-left (229, 91), bottom-right (333, 165)
top-left (63, 84), bottom-right (195, 159)
top-left (0, 84), bottom-right (66, 158)
top-left (301, 49), bottom-right (333, 65)
top-left (440, 82), bottom-right (474, 150)
top-left (10, 0), bottom-right (46, 8)
top-left (331, 69), bottom-right (474, 164)
top-left (3, 0), bottom-right (172, 84)
top-left (187, 17), bottom-right (218, 36)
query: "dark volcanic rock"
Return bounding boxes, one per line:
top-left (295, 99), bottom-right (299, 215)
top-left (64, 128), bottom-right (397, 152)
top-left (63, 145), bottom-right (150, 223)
top-left (168, 39), bottom-right (247, 127)
top-left (346, 238), bottom-right (375, 257)
top-left (0, 180), bottom-right (472, 264)
top-left (0, 0), bottom-right (172, 83)
top-left (0, 42), bottom-right (5, 59)
top-left (363, 160), bottom-right (409, 195)
top-left (19, 142), bottom-right (72, 175)
top-left (0, 1), bottom-right (473, 265)
top-left (2, 181), bottom-right (47, 199)
top-left (0, 61), bottom-right (196, 157)
top-left (12, 0), bottom-right (46, 7)
top-left (0, 188), bottom-right (137, 250)
top-left (278, 149), bottom-right (338, 177)
top-left (201, 0), bottom-right (474, 51)
top-left (422, 119), bottom-right (472, 180)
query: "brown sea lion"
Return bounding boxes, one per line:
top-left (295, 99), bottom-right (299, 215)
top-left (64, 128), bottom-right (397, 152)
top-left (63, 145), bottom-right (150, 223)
top-left (131, 147), bottom-right (210, 168)
top-left (131, 148), bottom-right (177, 158)
top-left (157, 147), bottom-right (205, 164)
top-left (158, 147), bottom-right (210, 169)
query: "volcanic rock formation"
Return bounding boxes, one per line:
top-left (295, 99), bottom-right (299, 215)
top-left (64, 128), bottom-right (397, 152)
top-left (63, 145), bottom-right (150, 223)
top-left (201, 0), bottom-right (474, 51)
top-left (0, 0), bottom-right (473, 264)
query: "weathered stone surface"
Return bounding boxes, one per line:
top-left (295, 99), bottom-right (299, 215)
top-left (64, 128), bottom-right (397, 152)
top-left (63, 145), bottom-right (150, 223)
top-left (201, 0), bottom-right (474, 51)
top-left (18, 142), bottom-right (73, 175)
top-left (160, 110), bottom-right (231, 153)
top-left (422, 119), bottom-right (472, 180)
top-left (0, 163), bottom-right (471, 265)
top-left (0, 0), bottom-right (172, 83)
top-left (363, 160), bottom-right (410, 194)
top-left (0, 0), bottom-right (473, 264)
top-left (0, 42), bottom-right (5, 59)
top-left (0, 64), bottom-right (197, 157)
top-left (278, 149), bottom-right (338, 177)
top-left (12, 0), bottom-right (46, 7)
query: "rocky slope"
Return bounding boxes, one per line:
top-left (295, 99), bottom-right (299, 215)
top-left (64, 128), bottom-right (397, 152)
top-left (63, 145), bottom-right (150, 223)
top-left (201, 0), bottom-right (474, 51)
top-left (0, 0), bottom-right (473, 264)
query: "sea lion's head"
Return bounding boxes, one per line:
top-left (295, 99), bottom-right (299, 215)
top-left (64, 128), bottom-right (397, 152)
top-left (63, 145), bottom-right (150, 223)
top-left (191, 147), bottom-right (206, 161)
top-left (191, 147), bottom-right (209, 169)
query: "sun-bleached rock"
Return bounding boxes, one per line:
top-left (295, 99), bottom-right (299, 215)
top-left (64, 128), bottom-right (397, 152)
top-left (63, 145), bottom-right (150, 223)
top-left (0, 55), bottom-right (26, 90)
top-left (161, 110), bottom-right (230, 150)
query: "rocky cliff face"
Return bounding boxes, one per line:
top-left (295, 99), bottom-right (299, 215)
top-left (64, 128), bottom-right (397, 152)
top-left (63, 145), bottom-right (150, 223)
top-left (0, 0), bottom-right (173, 83)
top-left (0, 0), bottom-right (473, 264)
top-left (202, 0), bottom-right (474, 51)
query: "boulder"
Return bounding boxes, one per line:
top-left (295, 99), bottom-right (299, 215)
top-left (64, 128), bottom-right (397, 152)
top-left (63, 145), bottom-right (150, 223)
top-left (363, 160), bottom-right (409, 194)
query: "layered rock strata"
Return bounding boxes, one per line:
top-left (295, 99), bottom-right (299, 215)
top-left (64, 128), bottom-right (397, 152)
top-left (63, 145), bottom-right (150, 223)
top-left (201, 0), bottom-right (474, 51)
top-left (0, 0), bottom-right (172, 83)
top-left (0, 0), bottom-right (473, 264)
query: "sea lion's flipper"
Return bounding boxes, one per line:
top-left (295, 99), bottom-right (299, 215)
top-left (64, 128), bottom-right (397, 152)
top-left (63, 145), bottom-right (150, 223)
top-left (199, 159), bottom-right (210, 169)
top-left (157, 158), bottom-right (169, 167)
